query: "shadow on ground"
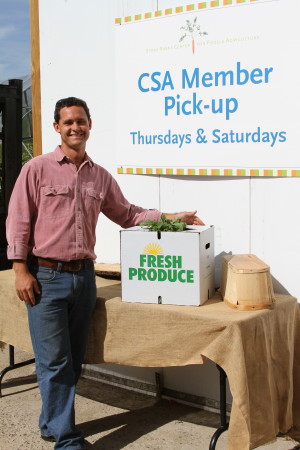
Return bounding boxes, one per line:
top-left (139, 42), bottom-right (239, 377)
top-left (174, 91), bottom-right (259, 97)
top-left (0, 373), bottom-right (37, 397)
top-left (76, 377), bottom-right (220, 449)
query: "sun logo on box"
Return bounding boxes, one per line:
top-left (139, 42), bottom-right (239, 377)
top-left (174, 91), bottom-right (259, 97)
top-left (143, 243), bottom-right (164, 255)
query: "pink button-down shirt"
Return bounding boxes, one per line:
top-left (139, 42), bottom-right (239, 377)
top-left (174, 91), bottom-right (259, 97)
top-left (6, 146), bottom-right (161, 261)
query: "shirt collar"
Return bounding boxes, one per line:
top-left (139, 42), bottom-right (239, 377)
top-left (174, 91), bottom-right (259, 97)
top-left (54, 146), bottom-right (94, 167)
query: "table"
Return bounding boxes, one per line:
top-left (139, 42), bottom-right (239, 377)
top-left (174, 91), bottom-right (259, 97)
top-left (1, 269), bottom-right (300, 449)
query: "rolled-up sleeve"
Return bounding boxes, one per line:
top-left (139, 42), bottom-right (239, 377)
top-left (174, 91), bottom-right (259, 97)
top-left (101, 174), bottom-right (161, 228)
top-left (6, 164), bottom-right (37, 260)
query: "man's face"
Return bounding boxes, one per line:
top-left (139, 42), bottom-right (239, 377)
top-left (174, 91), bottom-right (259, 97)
top-left (53, 105), bottom-right (92, 151)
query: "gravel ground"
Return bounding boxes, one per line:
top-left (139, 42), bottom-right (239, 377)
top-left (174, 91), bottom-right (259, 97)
top-left (0, 347), bottom-right (298, 450)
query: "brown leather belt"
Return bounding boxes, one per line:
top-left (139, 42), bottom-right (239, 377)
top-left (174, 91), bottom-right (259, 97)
top-left (30, 256), bottom-right (90, 272)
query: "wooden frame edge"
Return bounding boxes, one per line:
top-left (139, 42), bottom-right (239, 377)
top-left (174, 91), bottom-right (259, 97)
top-left (30, 0), bottom-right (42, 156)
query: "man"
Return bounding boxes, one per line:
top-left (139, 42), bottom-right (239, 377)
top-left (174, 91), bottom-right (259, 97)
top-left (6, 97), bottom-right (203, 449)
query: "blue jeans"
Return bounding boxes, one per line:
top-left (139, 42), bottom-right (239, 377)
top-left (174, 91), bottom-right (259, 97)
top-left (27, 261), bottom-right (96, 449)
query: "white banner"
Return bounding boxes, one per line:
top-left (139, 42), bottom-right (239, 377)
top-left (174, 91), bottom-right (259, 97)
top-left (115, 0), bottom-right (300, 176)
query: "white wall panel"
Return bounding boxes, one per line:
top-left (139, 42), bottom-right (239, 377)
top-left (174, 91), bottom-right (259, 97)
top-left (250, 177), bottom-right (300, 299)
top-left (121, 0), bottom-right (157, 15)
top-left (38, 0), bottom-right (300, 408)
top-left (158, 0), bottom-right (192, 7)
top-left (162, 361), bottom-right (232, 403)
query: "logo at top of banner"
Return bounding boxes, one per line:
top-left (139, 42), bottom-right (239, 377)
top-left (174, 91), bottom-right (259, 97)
top-left (179, 16), bottom-right (208, 54)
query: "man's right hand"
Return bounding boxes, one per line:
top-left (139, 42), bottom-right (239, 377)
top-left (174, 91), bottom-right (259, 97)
top-left (13, 260), bottom-right (40, 306)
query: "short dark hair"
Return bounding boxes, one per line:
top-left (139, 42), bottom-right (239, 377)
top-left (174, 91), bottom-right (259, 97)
top-left (54, 97), bottom-right (91, 123)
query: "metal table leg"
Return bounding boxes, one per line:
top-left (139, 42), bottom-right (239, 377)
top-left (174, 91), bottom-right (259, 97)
top-left (0, 345), bottom-right (35, 397)
top-left (209, 365), bottom-right (229, 450)
top-left (1, 349), bottom-right (230, 448)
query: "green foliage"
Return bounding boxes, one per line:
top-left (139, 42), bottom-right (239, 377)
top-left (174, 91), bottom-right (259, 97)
top-left (22, 140), bottom-right (33, 165)
top-left (140, 215), bottom-right (187, 232)
top-left (0, 141), bottom-right (33, 167)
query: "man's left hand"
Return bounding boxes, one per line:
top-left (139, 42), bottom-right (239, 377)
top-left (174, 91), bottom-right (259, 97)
top-left (164, 211), bottom-right (204, 225)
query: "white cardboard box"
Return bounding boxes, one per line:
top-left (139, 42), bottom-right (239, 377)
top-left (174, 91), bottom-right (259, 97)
top-left (120, 225), bottom-right (215, 306)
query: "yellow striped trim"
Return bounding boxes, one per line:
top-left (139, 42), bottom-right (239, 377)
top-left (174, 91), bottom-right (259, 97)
top-left (117, 167), bottom-right (300, 177)
top-left (115, 0), bottom-right (261, 24)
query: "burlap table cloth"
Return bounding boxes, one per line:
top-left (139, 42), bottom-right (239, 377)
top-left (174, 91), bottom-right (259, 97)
top-left (1, 269), bottom-right (300, 449)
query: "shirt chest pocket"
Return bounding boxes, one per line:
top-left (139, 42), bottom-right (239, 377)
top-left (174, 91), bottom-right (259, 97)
top-left (86, 188), bottom-right (103, 214)
top-left (41, 185), bottom-right (71, 218)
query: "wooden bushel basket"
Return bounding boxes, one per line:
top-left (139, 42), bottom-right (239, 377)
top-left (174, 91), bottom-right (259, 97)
top-left (221, 254), bottom-right (275, 310)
